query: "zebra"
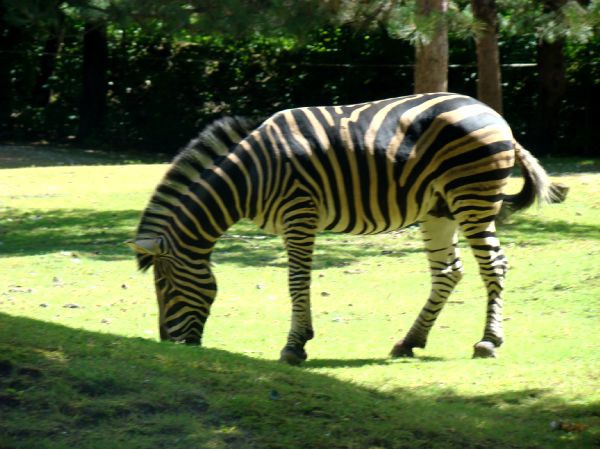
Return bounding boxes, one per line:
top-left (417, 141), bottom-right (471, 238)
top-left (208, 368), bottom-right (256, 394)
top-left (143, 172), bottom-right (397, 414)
top-left (128, 92), bottom-right (563, 365)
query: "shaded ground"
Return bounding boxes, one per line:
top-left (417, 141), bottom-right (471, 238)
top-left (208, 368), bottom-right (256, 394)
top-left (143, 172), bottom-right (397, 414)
top-left (1, 312), bottom-right (597, 449)
top-left (0, 144), bottom-right (168, 168)
top-left (1, 144), bottom-right (599, 172)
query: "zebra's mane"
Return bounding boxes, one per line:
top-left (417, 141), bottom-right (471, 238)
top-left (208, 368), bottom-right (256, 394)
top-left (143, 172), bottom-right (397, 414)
top-left (134, 116), bottom-right (260, 271)
top-left (174, 116), bottom-right (259, 175)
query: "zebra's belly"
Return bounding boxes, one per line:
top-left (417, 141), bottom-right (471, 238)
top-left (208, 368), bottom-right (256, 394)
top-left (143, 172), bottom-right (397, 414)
top-left (252, 201), bottom-right (420, 236)
top-left (321, 211), bottom-right (419, 235)
top-left (319, 187), bottom-right (438, 235)
top-left (253, 183), bottom-right (439, 236)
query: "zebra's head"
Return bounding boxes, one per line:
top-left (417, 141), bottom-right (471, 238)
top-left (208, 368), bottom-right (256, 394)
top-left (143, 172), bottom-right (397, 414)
top-left (129, 116), bottom-right (261, 344)
top-left (127, 236), bottom-right (216, 345)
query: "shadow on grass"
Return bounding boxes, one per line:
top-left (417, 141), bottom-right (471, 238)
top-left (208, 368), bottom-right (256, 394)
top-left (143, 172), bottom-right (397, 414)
top-left (0, 144), bottom-right (168, 169)
top-left (303, 358), bottom-right (392, 368)
top-left (0, 208), bottom-right (141, 261)
top-left (0, 208), bottom-right (422, 267)
top-left (214, 229), bottom-right (425, 269)
top-left (304, 355), bottom-right (447, 369)
top-left (498, 215), bottom-right (600, 245)
top-left (1, 312), bottom-right (597, 449)
top-left (537, 157), bottom-right (600, 175)
top-left (2, 206), bottom-right (598, 267)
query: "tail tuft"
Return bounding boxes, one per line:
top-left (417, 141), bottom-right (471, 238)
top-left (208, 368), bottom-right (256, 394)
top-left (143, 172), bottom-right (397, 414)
top-left (548, 182), bottom-right (569, 204)
top-left (499, 142), bottom-right (568, 220)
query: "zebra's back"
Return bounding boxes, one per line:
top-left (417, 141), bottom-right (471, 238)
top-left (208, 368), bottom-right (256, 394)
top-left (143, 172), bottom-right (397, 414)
top-left (244, 92), bottom-right (515, 235)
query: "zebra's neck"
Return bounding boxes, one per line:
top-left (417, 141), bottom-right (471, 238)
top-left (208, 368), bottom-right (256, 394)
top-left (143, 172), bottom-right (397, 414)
top-left (136, 163), bottom-right (247, 263)
top-left (136, 117), bottom-right (263, 259)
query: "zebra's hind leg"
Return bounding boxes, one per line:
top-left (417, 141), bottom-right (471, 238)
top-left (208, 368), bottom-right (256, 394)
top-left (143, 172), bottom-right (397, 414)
top-left (458, 216), bottom-right (508, 359)
top-left (279, 215), bottom-right (317, 365)
top-left (391, 216), bottom-right (463, 358)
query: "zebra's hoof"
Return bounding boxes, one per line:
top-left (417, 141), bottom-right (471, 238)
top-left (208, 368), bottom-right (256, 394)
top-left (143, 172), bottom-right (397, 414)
top-left (472, 341), bottom-right (497, 358)
top-left (390, 341), bottom-right (415, 358)
top-left (279, 346), bottom-right (307, 365)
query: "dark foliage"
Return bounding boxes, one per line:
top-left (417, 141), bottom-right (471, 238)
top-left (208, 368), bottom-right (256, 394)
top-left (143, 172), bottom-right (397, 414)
top-left (1, 18), bottom-right (598, 155)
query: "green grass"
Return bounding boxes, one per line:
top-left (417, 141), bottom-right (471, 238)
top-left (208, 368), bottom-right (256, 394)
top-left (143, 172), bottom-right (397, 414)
top-left (1, 152), bottom-right (599, 449)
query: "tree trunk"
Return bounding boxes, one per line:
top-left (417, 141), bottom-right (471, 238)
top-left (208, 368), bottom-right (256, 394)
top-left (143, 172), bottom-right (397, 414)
top-left (78, 22), bottom-right (108, 143)
top-left (0, 5), bottom-right (18, 137)
top-left (414, 0), bottom-right (449, 93)
top-left (32, 17), bottom-right (64, 107)
top-left (536, 0), bottom-right (567, 155)
top-left (471, 0), bottom-right (503, 113)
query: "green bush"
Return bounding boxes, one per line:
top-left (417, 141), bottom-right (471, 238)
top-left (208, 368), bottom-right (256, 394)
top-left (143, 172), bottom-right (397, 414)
top-left (2, 23), bottom-right (599, 154)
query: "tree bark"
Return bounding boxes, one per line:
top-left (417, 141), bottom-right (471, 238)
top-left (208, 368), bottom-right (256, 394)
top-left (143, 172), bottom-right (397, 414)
top-left (0, 5), bottom-right (18, 137)
top-left (471, 0), bottom-right (503, 113)
top-left (32, 16), bottom-right (64, 107)
top-left (78, 22), bottom-right (108, 143)
top-left (536, 0), bottom-right (567, 155)
top-left (414, 0), bottom-right (449, 93)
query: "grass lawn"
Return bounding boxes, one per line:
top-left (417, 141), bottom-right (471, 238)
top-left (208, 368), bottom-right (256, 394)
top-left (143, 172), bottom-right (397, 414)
top-left (0, 147), bottom-right (599, 449)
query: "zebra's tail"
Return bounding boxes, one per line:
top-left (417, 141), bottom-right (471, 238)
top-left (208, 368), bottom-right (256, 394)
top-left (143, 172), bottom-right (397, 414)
top-left (499, 141), bottom-right (568, 219)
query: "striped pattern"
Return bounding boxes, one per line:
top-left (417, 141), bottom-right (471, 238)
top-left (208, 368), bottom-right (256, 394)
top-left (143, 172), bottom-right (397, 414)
top-left (130, 92), bottom-right (557, 363)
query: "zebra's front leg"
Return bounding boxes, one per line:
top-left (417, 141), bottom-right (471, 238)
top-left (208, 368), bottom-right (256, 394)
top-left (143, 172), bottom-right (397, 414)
top-left (279, 223), bottom-right (316, 365)
top-left (391, 216), bottom-right (463, 358)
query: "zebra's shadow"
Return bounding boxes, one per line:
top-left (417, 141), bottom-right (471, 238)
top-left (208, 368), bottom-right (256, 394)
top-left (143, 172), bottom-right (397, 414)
top-left (303, 355), bottom-right (446, 369)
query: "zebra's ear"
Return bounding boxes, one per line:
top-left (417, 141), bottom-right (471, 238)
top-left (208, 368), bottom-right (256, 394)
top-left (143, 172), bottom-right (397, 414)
top-left (125, 237), bottom-right (162, 255)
